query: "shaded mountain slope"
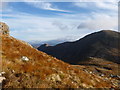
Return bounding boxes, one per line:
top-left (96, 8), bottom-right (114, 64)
top-left (0, 23), bottom-right (119, 88)
top-left (38, 30), bottom-right (120, 64)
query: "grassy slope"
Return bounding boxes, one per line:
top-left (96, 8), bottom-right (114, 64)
top-left (1, 35), bottom-right (118, 88)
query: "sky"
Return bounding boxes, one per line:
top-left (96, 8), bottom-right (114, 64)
top-left (0, 0), bottom-right (118, 42)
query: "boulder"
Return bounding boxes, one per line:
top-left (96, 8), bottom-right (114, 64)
top-left (21, 56), bottom-right (29, 61)
top-left (0, 22), bottom-right (9, 35)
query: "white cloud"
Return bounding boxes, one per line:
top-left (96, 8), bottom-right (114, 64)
top-left (2, 11), bottom-right (118, 41)
top-left (77, 13), bottom-right (118, 30)
top-left (2, 12), bottom-right (80, 41)
top-left (74, 1), bottom-right (118, 11)
top-left (25, 2), bottom-right (69, 12)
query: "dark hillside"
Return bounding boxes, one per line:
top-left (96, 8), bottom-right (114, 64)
top-left (38, 30), bottom-right (120, 64)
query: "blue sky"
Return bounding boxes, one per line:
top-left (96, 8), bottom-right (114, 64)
top-left (0, 0), bottom-right (118, 41)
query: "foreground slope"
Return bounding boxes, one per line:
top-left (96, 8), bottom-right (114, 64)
top-left (38, 30), bottom-right (120, 64)
top-left (1, 34), bottom-right (117, 88)
top-left (0, 23), bottom-right (118, 88)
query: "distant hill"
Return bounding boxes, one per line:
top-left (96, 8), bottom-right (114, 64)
top-left (38, 30), bottom-right (120, 64)
top-left (1, 22), bottom-right (117, 88)
top-left (29, 38), bottom-right (73, 48)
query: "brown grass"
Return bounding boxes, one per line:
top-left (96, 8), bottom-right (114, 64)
top-left (1, 35), bottom-right (117, 88)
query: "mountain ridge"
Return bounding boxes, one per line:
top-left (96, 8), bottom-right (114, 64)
top-left (38, 30), bottom-right (120, 64)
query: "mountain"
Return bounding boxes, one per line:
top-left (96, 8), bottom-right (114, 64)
top-left (1, 22), bottom-right (119, 88)
top-left (38, 30), bottom-right (120, 65)
top-left (29, 38), bottom-right (73, 49)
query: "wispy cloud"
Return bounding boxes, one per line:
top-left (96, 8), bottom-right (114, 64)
top-left (25, 2), bottom-right (69, 12)
top-left (74, 1), bottom-right (118, 11)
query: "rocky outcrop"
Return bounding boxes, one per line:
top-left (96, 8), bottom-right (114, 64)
top-left (0, 22), bottom-right (9, 35)
top-left (0, 22), bottom-right (33, 48)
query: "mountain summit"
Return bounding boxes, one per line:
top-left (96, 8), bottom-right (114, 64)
top-left (38, 30), bottom-right (120, 64)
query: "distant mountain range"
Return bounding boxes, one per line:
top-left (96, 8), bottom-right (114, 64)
top-left (38, 30), bottom-right (120, 64)
top-left (29, 38), bottom-right (75, 48)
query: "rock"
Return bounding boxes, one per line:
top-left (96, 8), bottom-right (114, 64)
top-left (110, 74), bottom-right (120, 79)
top-left (89, 71), bottom-right (92, 74)
top-left (48, 74), bottom-right (61, 82)
top-left (0, 22), bottom-right (9, 35)
top-left (117, 75), bottom-right (120, 78)
top-left (100, 74), bottom-right (104, 77)
top-left (0, 72), bottom-right (5, 76)
top-left (47, 58), bottom-right (52, 62)
top-left (0, 77), bottom-right (6, 83)
top-left (82, 83), bottom-right (87, 88)
top-left (21, 56), bottom-right (29, 61)
top-left (12, 70), bottom-right (15, 73)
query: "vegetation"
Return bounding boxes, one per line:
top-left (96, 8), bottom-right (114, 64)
top-left (0, 35), bottom-right (119, 88)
